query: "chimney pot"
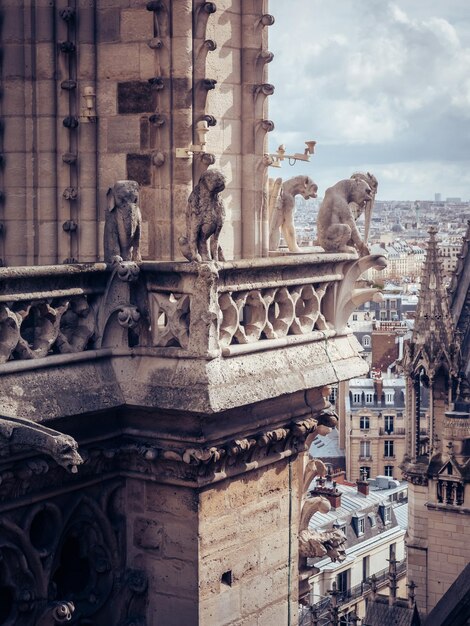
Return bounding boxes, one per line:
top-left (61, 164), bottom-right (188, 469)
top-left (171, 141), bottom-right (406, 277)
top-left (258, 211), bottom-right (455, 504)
top-left (357, 480), bottom-right (369, 496)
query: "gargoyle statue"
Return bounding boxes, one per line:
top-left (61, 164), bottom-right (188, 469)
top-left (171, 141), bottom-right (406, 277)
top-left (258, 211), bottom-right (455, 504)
top-left (349, 171), bottom-right (378, 245)
top-left (179, 169), bottom-right (226, 263)
top-left (269, 175), bottom-right (318, 253)
top-left (299, 527), bottom-right (347, 562)
top-left (0, 415), bottom-right (83, 473)
top-left (316, 176), bottom-right (374, 256)
top-left (104, 180), bottom-right (142, 263)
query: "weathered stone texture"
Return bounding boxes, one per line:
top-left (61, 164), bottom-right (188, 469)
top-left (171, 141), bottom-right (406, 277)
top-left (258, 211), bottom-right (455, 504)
top-left (126, 153), bottom-right (152, 186)
top-left (120, 9), bottom-right (154, 42)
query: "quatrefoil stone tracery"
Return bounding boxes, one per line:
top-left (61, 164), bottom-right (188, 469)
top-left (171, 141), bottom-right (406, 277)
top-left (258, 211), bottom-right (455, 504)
top-left (218, 284), bottom-right (329, 347)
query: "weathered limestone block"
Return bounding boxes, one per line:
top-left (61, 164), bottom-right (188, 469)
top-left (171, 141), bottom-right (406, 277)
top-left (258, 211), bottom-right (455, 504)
top-left (120, 9), bottom-right (154, 42)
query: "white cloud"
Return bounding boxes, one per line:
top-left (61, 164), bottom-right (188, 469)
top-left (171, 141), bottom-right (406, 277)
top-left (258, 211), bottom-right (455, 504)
top-left (268, 0), bottom-right (470, 199)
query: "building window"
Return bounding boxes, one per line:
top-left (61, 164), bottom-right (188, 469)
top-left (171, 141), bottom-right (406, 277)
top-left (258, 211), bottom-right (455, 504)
top-left (381, 505), bottom-right (392, 524)
top-left (360, 415), bottom-right (370, 430)
top-left (360, 466), bottom-right (371, 479)
top-left (363, 335), bottom-right (371, 348)
top-left (352, 314), bottom-right (358, 321)
top-left (329, 386), bottom-right (338, 404)
top-left (360, 441), bottom-right (371, 458)
top-left (384, 440), bottom-right (394, 457)
top-left (385, 391), bottom-right (394, 405)
top-left (384, 414), bottom-right (394, 433)
top-left (352, 392), bottom-right (362, 404)
top-left (365, 392), bottom-right (374, 404)
top-left (353, 515), bottom-right (365, 536)
top-left (362, 556), bottom-right (370, 582)
top-left (336, 569), bottom-right (350, 595)
top-left (380, 311), bottom-right (387, 320)
top-left (384, 465), bottom-right (394, 477)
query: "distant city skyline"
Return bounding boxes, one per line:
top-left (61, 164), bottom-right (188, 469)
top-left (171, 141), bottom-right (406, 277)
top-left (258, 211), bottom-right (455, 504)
top-left (268, 1), bottom-right (470, 201)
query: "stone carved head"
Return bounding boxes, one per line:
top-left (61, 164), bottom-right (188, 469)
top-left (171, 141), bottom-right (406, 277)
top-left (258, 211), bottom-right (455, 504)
top-left (107, 180), bottom-right (140, 211)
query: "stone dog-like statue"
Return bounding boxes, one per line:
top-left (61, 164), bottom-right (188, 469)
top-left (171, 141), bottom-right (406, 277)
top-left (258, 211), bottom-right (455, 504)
top-left (179, 169), bottom-right (226, 263)
top-left (269, 175), bottom-right (318, 253)
top-left (317, 177), bottom-right (373, 256)
top-left (104, 180), bottom-right (142, 263)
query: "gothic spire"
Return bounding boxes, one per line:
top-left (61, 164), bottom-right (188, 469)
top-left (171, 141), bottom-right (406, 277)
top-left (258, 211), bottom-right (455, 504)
top-left (407, 226), bottom-right (458, 380)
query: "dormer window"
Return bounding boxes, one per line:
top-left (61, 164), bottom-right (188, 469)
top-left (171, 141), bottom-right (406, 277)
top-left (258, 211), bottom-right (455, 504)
top-left (380, 504), bottom-right (392, 524)
top-left (352, 514), bottom-right (366, 536)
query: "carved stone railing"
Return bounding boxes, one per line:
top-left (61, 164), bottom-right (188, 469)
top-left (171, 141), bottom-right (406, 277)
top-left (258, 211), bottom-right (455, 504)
top-left (0, 263), bottom-right (109, 364)
top-left (143, 252), bottom-right (387, 359)
top-left (0, 253), bottom-right (386, 416)
top-left (0, 253), bottom-right (386, 366)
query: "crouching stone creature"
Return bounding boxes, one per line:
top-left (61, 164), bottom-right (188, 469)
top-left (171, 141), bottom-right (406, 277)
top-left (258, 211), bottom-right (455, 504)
top-left (317, 177), bottom-right (373, 256)
top-left (299, 527), bottom-right (347, 562)
top-left (269, 175), bottom-right (318, 253)
top-left (179, 169), bottom-right (226, 263)
top-left (0, 415), bottom-right (83, 473)
top-left (104, 180), bottom-right (142, 263)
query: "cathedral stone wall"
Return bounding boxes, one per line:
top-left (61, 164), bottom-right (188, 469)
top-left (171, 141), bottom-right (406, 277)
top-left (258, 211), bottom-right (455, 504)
top-left (406, 482), bottom-right (429, 612)
top-left (425, 505), bottom-right (470, 611)
top-left (198, 461), bottom-right (300, 625)
top-left (1, 1), bottom-right (272, 265)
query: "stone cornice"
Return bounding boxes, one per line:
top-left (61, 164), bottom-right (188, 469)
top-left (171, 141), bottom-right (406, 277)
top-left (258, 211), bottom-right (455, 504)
top-left (0, 412), bottom-right (336, 503)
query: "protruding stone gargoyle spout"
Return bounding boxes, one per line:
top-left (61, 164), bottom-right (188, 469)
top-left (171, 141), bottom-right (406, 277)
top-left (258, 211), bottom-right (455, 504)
top-left (0, 415), bottom-right (83, 473)
top-left (317, 174), bottom-right (376, 256)
top-left (298, 456), bottom-right (347, 565)
top-left (298, 526), bottom-right (347, 562)
top-left (179, 169), bottom-right (226, 262)
top-left (269, 175), bottom-right (318, 253)
top-left (104, 180), bottom-right (142, 263)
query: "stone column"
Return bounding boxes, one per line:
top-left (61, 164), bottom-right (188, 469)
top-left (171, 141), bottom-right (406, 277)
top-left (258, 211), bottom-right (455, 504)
top-left (2, 1), bottom-right (33, 265)
top-left (77, 2), bottom-right (99, 261)
top-left (240, 1), bottom-right (273, 259)
top-left (406, 480), bottom-right (429, 614)
top-left (121, 392), bottom-right (324, 626)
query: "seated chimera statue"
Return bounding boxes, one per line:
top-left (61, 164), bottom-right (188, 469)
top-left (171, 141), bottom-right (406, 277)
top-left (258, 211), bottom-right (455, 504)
top-left (316, 175), bottom-right (375, 256)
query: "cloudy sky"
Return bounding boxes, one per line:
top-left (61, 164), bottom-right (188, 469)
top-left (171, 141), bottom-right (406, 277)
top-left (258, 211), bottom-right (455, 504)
top-left (268, 0), bottom-right (470, 201)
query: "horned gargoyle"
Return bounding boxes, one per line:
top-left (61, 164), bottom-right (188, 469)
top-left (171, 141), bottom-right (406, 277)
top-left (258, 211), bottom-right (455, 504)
top-left (0, 415), bottom-right (83, 473)
top-left (269, 175), bottom-right (318, 253)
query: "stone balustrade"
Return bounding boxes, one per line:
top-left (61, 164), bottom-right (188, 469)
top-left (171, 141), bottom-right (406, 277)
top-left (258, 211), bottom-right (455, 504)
top-left (0, 252), bottom-right (386, 417)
